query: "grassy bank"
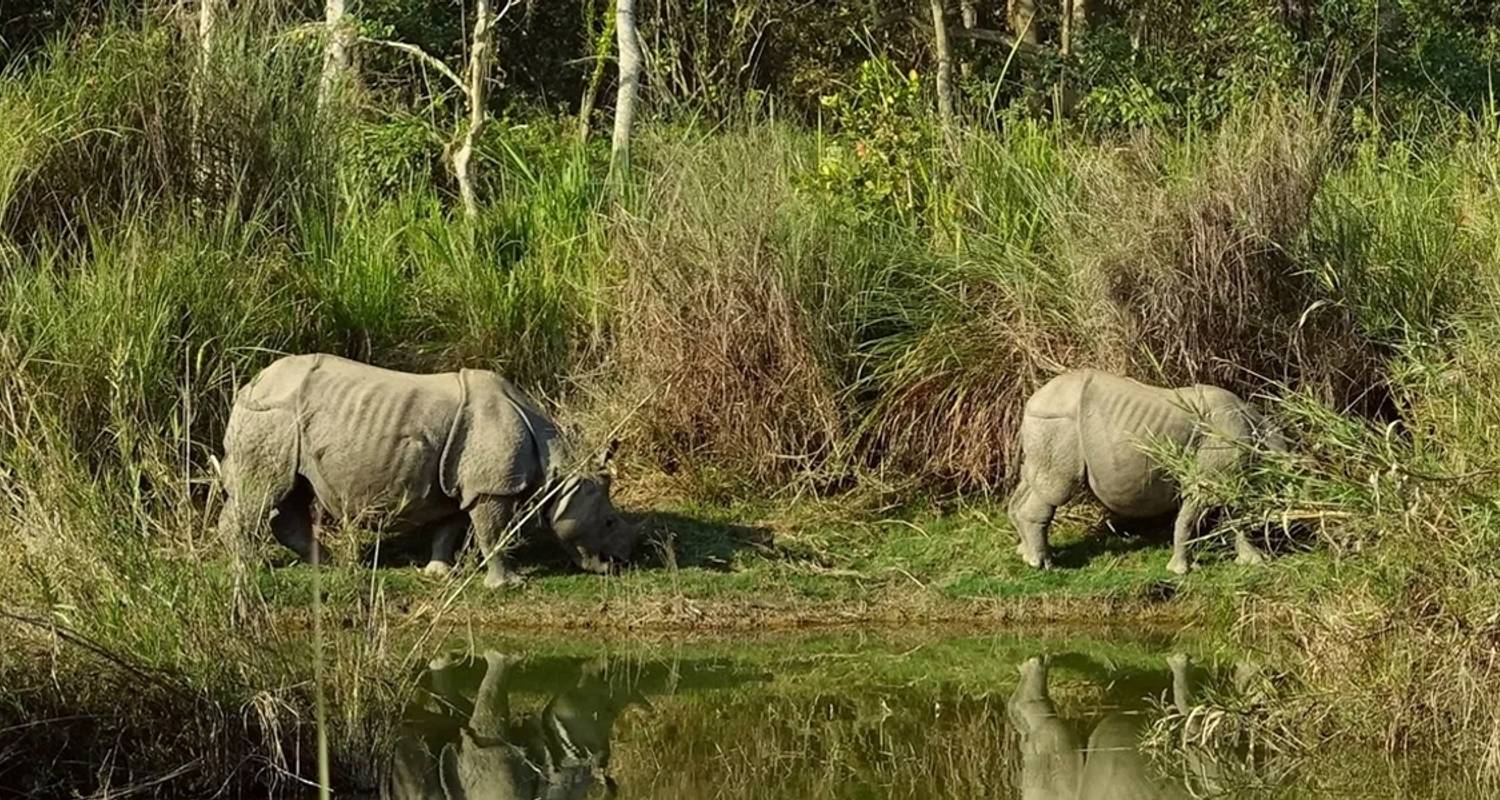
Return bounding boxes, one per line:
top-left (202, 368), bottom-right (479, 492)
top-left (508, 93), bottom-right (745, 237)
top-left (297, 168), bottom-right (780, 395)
top-left (6, 9), bottom-right (1500, 795)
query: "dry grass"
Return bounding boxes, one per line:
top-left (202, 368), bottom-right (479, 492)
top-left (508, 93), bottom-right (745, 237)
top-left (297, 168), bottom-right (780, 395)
top-left (608, 129), bottom-right (848, 488)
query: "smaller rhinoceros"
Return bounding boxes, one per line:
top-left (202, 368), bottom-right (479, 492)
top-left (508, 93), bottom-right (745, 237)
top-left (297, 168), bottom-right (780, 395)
top-left (216, 354), bottom-right (637, 587)
top-left (1008, 369), bottom-right (1285, 575)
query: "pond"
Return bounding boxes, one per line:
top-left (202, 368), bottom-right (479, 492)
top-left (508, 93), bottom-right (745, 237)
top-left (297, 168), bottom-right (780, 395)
top-left (373, 629), bottom-right (1473, 800)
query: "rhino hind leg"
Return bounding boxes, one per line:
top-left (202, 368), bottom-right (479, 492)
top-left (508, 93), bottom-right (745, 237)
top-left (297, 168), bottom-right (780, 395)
top-left (270, 478), bottom-right (325, 565)
top-left (423, 515), bottom-right (469, 577)
top-left (1009, 483), bottom-right (1057, 570)
top-left (1009, 416), bottom-right (1085, 570)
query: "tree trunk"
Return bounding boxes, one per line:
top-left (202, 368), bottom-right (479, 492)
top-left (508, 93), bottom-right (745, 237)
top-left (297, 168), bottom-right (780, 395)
top-left (318, 0), bottom-right (353, 109)
top-left (611, 0), bottom-right (642, 176)
top-left (453, 0), bottom-right (495, 221)
top-left (1060, 0), bottom-right (1073, 55)
top-left (1006, 0), bottom-right (1037, 46)
top-left (929, 0), bottom-right (955, 126)
top-left (192, 0), bottom-right (221, 203)
top-left (1058, 0), bottom-right (1083, 114)
top-left (577, 0), bottom-right (617, 144)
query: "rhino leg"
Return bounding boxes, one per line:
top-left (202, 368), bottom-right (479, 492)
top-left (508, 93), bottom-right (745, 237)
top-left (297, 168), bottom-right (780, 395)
top-left (269, 478), bottom-right (326, 565)
top-left (1234, 528), bottom-right (1268, 566)
top-left (1167, 653), bottom-right (1193, 714)
top-left (423, 515), bottom-right (468, 577)
top-left (1008, 481), bottom-right (1057, 570)
top-left (470, 496), bottom-right (525, 589)
top-left (1011, 414), bottom-right (1086, 570)
top-left (1168, 500), bottom-right (1203, 575)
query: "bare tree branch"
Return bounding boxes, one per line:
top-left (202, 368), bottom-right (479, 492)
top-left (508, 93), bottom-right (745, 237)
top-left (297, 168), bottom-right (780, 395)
top-left (910, 15), bottom-right (1045, 57)
top-left (361, 37), bottom-right (467, 95)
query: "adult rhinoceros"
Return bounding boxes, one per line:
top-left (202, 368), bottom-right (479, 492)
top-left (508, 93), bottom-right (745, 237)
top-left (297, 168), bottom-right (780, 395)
top-left (216, 354), bottom-right (637, 587)
top-left (1008, 369), bottom-right (1285, 575)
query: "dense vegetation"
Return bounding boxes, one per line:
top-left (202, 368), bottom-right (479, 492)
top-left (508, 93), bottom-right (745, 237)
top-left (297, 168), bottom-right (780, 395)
top-left (5, 0), bottom-right (1500, 794)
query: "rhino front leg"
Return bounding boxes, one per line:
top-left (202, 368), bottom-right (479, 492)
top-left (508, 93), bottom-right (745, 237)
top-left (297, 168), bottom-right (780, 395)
top-left (1168, 501), bottom-right (1203, 575)
top-left (469, 496), bottom-right (525, 589)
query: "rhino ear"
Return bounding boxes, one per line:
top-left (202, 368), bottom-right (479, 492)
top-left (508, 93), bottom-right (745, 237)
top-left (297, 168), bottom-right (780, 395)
top-left (597, 438), bottom-right (620, 474)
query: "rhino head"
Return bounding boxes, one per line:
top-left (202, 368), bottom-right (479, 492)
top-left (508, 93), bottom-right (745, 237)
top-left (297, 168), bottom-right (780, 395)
top-left (549, 440), bottom-right (638, 574)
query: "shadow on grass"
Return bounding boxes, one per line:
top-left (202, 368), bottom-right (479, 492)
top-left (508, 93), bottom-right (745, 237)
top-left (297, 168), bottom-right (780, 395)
top-left (1048, 513), bottom-right (1172, 570)
top-left (351, 510), bottom-right (773, 576)
top-left (628, 510), bottom-right (774, 572)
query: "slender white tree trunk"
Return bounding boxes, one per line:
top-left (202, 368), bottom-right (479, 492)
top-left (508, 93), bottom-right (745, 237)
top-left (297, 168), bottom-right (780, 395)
top-left (1007, 0), bottom-right (1038, 46)
top-left (318, 0), bottom-right (353, 109)
top-left (453, 0), bottom-right (495, 221)
top-left (929, 0), bottom-right (955, 126)
top-left (611, 0), bottom-right (642, 175)
top-left (958, 0), bottom-right (977, 80)
top-left (192, 0), bottom-right (221, 203)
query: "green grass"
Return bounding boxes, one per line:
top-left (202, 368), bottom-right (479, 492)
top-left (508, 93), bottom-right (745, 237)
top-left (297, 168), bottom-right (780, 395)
top-left (246, 496), bottom-right (1295, 630)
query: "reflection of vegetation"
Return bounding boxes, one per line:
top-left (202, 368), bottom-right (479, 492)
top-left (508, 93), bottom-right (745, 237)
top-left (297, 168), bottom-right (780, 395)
top-left (370, 636), bottom-right (1485, 800)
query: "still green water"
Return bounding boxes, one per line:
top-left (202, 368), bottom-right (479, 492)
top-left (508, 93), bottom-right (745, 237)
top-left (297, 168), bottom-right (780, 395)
top-left (375, 630), bottom-right (1475, 800)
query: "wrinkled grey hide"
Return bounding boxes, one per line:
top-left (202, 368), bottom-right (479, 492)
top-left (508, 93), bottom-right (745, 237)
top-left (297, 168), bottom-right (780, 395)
top-left (383, 652), bottom-right (641, 800)
top-left (217, 354), bottom-right (637, 587)
top-left (1008, 369), bottom-right (1285, 575)
top-left (1008, 654), bottom-right (1245, 800)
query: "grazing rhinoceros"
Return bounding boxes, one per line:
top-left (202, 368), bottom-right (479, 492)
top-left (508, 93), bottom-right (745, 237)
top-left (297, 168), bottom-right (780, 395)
top-left (1008, 369), bottom-right (1285, 575)
top-left (216, 353), bottom-right (637, 587)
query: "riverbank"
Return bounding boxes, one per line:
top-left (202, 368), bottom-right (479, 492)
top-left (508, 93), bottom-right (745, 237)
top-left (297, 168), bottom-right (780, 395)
top-left (253, 493), bottom-right (1283, 632)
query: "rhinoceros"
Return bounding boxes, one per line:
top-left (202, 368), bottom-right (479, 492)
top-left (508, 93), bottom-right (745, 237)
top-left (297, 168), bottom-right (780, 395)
top-left (1008, 369), bottom-right (1285, 575)
top-left (216, 354), bottom-right (637, 587)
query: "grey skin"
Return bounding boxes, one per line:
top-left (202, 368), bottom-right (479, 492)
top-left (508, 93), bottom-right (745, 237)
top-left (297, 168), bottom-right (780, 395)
top-left (1008, 369), bottom-right (1287, 575)
top-left (383, 651), bottom-right (644, 800)
top-left (216, 354), bottom-right (638, 587)
top-left (1008, 654), bottom-right (1240, 800)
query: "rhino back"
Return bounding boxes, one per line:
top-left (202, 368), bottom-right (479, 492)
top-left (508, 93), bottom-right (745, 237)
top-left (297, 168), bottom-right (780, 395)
top-left (237, 354), bottom-right (322, 411)
top-left (293, 355), bottom-right (464, 520)
top-left (1078, 372), bottom-right (1198, 515)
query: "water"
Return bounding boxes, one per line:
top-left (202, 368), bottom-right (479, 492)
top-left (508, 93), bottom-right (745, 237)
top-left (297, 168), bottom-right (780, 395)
top-left (375, 630), bottom-right (1471, 800)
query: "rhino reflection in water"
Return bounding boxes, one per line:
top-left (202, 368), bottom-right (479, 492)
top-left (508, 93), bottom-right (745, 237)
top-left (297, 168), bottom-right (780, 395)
top-left (383, 652), bottom-right (646, 800)
top-left (1008, 653), bottom-right (1254, 800)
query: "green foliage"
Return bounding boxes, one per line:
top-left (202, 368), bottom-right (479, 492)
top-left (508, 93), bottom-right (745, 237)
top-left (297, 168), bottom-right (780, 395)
top-left (1077, 0), bottom-right (1302, 129)
top-left (809, 58), bottom-right (939, 221)
top-left (344, 111), bottom-right (445, 193)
